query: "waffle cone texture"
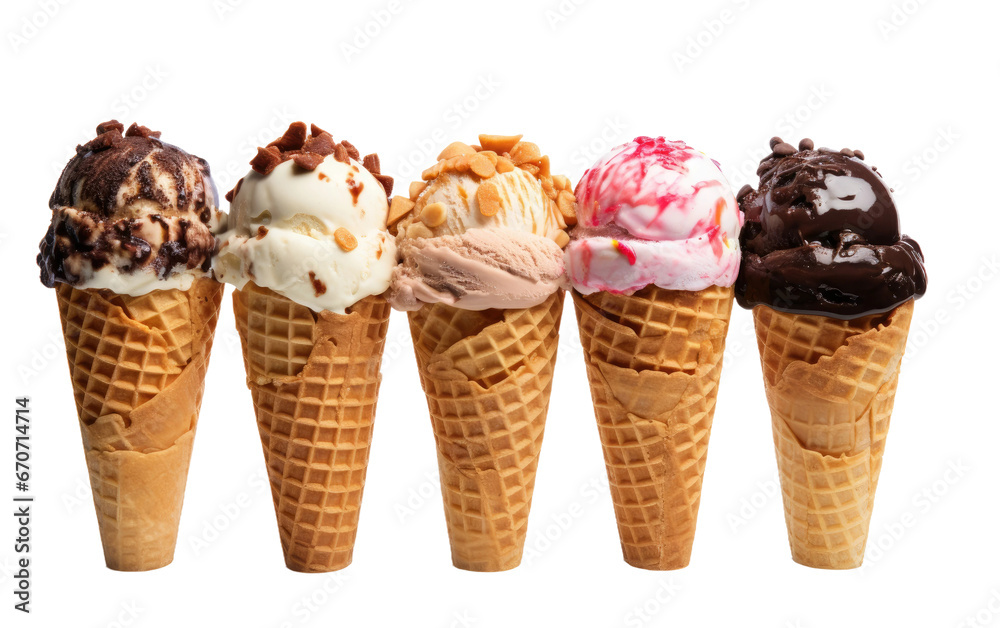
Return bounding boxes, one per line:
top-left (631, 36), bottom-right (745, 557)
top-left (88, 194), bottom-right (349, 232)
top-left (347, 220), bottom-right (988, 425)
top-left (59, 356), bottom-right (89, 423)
top-left (573, 284), bottom-right (734, 570)
top-left (752, 300), bottom-right (914, 569)
top-left (233, 282), bottom-right (391, 572)
top-left (407, 292), bottom-right (564, 571)
top-left (56, 278), bottom-right (223, 571)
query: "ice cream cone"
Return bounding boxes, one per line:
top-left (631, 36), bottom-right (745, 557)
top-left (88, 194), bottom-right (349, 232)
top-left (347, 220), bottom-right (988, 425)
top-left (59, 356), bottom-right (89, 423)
top-left (752, 300), bottom-right (914, 569)
top-left (233, 281), bottom-right (391, 572)
top-left (572, 284), bottom-right (733, 569)
top-left (406, 291), bottom-right (564, 571)
top-left (55, 278), bottom-right (223, 571)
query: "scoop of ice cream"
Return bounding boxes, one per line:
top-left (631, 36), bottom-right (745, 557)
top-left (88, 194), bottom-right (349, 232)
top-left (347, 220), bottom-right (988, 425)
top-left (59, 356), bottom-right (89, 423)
top-left (387, 135), bottom-right (574, 310)
top-left (37, 120), bottom-right (223, 295)
top-left (565, 136), bottom-right (741, 294)
top-left (212, 122), bottom-right (397, 313)
top-left (736, 138), bottom-right (927, 318)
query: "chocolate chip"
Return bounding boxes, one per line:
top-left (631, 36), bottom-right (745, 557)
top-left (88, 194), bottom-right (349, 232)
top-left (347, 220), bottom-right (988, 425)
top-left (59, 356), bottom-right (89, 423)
top-left (268, 122), bottom-right (308, 152)
top-left (737, 184), bottom-right (754, 202)
top-left (769, 137), bottom-right (783, 149)
top-left (374, 173), bottom-right (393, 197)
top-left (250, 146), bottom-right (284, 175)
top-left (96, 120), bottom-right (124, 135)
top-left (363, 153), bottom-right (380, 174)
top-left (340, 141), bottom-right (360, 161)
top-left (798, 138), bottom-right (814, 151)
top-left (773, 142), bottom-right (796, 156)
top-left (292, 152), bottom-right (324, 170)
top-left (125, 123), bottom-right (161, 139)
top-left (840, 148), bottom-right (855, 157)
top-left (854, 150), bottom-right (865, 160)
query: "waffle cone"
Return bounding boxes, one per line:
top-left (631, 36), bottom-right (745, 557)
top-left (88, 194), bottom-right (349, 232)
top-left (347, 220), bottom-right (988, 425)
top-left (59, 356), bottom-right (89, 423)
top-left (55, 278), bottom-right (223, 571)
top-left (407, 292), bottom-right (564, 571)
top-left (573, 285), bottom-right (733, 570)
top-left (233, 282), bottom-right (390, 572)
top-left (752, 300), bottom-right (914, 569)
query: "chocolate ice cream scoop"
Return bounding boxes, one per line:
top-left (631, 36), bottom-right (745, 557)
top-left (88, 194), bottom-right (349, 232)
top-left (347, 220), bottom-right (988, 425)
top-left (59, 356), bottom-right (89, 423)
top-left (736, 138), bottom-right (926, 318)
top-left (38, 120), bottom-right (223, 294)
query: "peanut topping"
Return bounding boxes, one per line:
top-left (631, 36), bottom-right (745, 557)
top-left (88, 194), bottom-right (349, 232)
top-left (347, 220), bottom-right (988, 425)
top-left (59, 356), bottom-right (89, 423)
top-left (409, 180), bottom-right (428, 200)
top-left (438, 142), bottom-right (476, 160)
top-left (406, 222), bottom-right (434, 239)
top-left (388, 196), bottom-right (415, 226)
top-left (334, 227), bottom-right (358, 251)
top-left (476, 179), bottom-right (502, 217)
top-left (478, 134), bottom-right (522, 154)
top-left (557, 190), bottom-right (577, 225)
top-left (468, 153), bottom-right (496, 178)
top-left (420, 202), bottom-right (447, 228)
top-left (510, 141), bottom-right (542, 165)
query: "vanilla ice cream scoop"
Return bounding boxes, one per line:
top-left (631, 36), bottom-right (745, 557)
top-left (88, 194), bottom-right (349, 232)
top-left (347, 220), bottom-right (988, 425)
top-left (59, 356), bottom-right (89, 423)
top-left (387, 135), bottom-right (575, 310)
top-left (212, 122), bottom-right (397, 313)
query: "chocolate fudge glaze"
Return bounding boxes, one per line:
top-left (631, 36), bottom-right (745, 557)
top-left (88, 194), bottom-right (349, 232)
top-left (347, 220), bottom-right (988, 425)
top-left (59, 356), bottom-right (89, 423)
top-left (735, 138), bottom-right (927, 318)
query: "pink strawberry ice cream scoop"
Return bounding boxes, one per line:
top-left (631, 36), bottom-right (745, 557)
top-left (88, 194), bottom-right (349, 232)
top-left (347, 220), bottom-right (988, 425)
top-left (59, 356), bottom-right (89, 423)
top-left (565, 136), bottom-right (742, 294)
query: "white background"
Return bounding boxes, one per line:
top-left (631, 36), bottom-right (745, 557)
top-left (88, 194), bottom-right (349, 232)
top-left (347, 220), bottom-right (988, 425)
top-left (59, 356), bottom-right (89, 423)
top-left (2, 1), bottom-right (999, 626)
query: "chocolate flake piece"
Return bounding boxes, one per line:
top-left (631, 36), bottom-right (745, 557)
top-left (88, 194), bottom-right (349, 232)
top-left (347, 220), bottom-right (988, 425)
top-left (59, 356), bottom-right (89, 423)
top-left (96, 120), bottom-right (125, 135)
top-left (292, 152), bottom-right (324, 171)
top-left (250, 146), bottom-right (283, 175)
top-left (77, 130), bottom-right (123, 154)
top-left (340, 140), bottom-right (360, 161)
top-left (310, 123), bottom-right (327, 137)
top-left (374, 173), bottom-right (393, 197)
top-left (363, 153), bottom-right (380, 174)
top-left (333, 143), bottom-right (350, 164)
top-left (125, 123), bottom-right (161, 139)
top-left (303, 132), bottom-right (336, 156)
top-left (268, 121), bottom-right (308, 152)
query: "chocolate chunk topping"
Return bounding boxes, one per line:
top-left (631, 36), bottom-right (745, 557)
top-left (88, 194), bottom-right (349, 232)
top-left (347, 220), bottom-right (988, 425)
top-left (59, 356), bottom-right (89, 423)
top-left (229, 122), bottom-right (393, 203)
top-left (125, 123), bottom-right (162, 139)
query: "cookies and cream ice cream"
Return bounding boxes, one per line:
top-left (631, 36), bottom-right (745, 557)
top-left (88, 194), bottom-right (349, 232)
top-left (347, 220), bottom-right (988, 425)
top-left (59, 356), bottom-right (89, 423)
top-left (387, 135), bottom-right (574, 311)
top-left (37, 120), bottom-right (223, 295)
top-left (736, 137), bottom-right (927, 318)
top-left (565, 137), bottom-right (741, 295)
top-left (212, 122), bottom-right (397, 313)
